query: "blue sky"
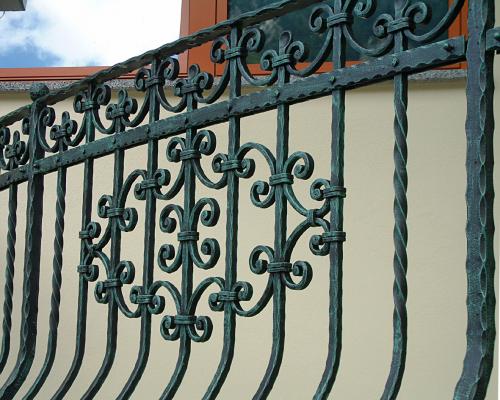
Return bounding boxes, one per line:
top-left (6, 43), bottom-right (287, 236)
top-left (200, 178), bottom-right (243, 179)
top-left (0, 42), bottom-right (59, 68)
top-left (0, 0), bottom-right (182, 68)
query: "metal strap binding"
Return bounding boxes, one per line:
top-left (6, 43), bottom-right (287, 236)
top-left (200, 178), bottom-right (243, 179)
top-left (269, 173), bottom-right (294, 186)
top-left (218, 291), bottom-right (238, 302)
top-left (51, 127), bottom-right (69, 140)
top-left (225, 47), bottom-right (244, 60)
top-left (77, 265), bottom-right (89, 274)
top-left (177, 231), bottom-right (199, 242)
top-left (108, 106), bottom-right (126, 119)
top-left (388, 17), bottom-right (411, 33)
top-left (180, 149), bottom-right (201, 161)
top-left (174, 315), bottom-right (197, 325)
top-left (82, 100), bottom-right (96, 112)
top-left (324, 186), bottom-right (346, 199)
top-left (106, 207), bottom-right (124, 218)
top-left (79, 230), bottom-right (91, 239)
top-left (135, 294), bottom-right (154, 305)
top-left (145, 77), bottom-right (163, 88)
top-left (102, 279), bottom-right (122, 289)
top-left (322, 231), bottom-right (346, 243)
top-left (327, 13), bottom-right (352, 28)
top-left (220, 159), bottom-right (241, 172)
top-left (272, 54), bottom-right (292, 68)
top-left (267, 262), bottom-right (292, 273)
top-left (138, 178), bottom-right (159, 191)
top-left (180, 83), bottom-right (199, 95)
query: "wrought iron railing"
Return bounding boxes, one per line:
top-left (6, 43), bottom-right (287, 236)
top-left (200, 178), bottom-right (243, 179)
top-left (0, 0), bottom-right (496, 398)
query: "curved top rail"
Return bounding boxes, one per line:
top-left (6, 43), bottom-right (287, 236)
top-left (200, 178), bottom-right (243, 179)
top-left (0, 0), bottom-right (325, 128)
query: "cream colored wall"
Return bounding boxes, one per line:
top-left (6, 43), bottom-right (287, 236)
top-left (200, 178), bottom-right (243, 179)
top-left (0, 60), bottom-right (498, 400)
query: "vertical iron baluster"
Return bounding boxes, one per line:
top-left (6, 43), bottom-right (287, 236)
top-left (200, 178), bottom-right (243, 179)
top-left (382, 2), bottom-right (409, 399)
top-left (0, 86), bottom-right (46, 399)
top-left (52, 84), bottom-right (96, 400)
top-left (82, 108), bottom-right (126, 400)
top-left (23, 145), bottom-right (68, 400)
top-left (204, 26), bottom-right (242, 400)
top-left (160, 90), bottom-right (197, 400)
top-left (0, 184), bottom-right (18, 374)
top-left (117, 59), bottom-right (161, 400)
top-left (454, 0), bottom-right (496, 399)
top-left (314, 1), bottom-right (346, 398)
top-left (253, 52), bottom-right (289, 400)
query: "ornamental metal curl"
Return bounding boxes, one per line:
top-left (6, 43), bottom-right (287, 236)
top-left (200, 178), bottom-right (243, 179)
top-left (157, 197), bottom-right (221, 272)
top-left (342, 0), bottom-right (467, 57)
top-left (0, 122), bottom-right (29, 171)
top-left (0, 0), bottom-right (494, 399)
top-left (0, 121), bottom-right (29, 378)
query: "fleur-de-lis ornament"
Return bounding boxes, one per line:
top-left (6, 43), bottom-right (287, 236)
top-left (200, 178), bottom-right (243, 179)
top-left (0, 118), bottom-right (29, 171)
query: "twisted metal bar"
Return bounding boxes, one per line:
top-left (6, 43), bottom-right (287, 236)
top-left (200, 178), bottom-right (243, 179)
top-left (454, 0), bottom-right (496, 398)
top-left (0, 185), bottom-right (17, 374)
top-left (382, 71), bottom-right (409, 400)
top-left (0, 94), bottom-right (45, 399)
top-left (23, 166), bottom-right (67, 400)
top-left (52, 84), bottom-right (95, 400)
top-left (382, 3), bottom-right (409, 397)
top-left (314, 1), bottom-right (345, 398)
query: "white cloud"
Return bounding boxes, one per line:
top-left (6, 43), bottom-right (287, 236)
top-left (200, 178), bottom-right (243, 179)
top-left (0, 0), bottom-right (182, 66)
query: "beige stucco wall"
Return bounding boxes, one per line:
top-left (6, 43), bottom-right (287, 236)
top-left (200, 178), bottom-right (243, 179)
top-left (0, 57), bottom-right (498, 400)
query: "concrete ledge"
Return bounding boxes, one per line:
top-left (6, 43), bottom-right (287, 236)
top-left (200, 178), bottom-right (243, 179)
top-left (0, 69), bottom-right (466, 95)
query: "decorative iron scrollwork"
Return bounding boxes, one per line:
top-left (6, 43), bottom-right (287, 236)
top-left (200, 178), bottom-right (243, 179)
top-left (0, 121), bottom-right (29, 171)
top-left (157, 197), bottom-right (221, 273)
top-left (0, 0), bottom-right (483, 399)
